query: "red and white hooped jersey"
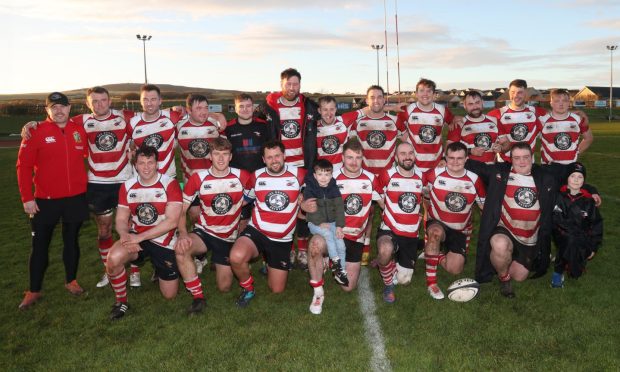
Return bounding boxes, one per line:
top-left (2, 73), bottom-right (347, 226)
top-left (378, 166), bottom-right (424, 237)
top-left (538, 112), bottom-right (588, 165)
top-left (335, 168), bottom-right (382, 242)
top-left (349, 110), bottom-right (404, 176)
top-left (498, 171), bottom-right (540, 246)
top-left (74, 109), bottom-right (135, 183)
top-left (447, 114), bottom-right (499, 164)
top-left (246, 165), bottom-right (306, 242)
top-left (176, 116), bottom-right (224, 182)
top-left (272, 96), bottom-right (306, 167)
top-left (183, 167), bottom-right (250, 242)
top-left (118, 174), bottom-right (182, 249)
top-left (129, 110), bottom-right (182, 178)
top-left (397, 103), bottom-right (454, 173)
top-left (316, 116), bottom-right (354, 165)
top-left (488, 105), bottom-right (546, 162)
top-left (424, 167), bottom-right (486, 232)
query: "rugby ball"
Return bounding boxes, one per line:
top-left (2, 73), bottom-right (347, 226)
top-left (446, 278), bottom-right (480, 302)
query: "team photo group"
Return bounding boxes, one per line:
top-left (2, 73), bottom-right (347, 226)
top-left (16, 67), bottom-right (603, 319)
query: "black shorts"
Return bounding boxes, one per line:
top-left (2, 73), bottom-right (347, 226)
top-left (344, 238), bottom-right (364, 263)
top-left (189, 195), bottom-right (200, 207)
top-left (33, 193), bottom-right (89, 225)
top-left (491, 226), bottom-right (538, 271)
top-left (87, 183), bottom-right (122, 215)
top-left (132, 240), bottom-right (179, 281)
top-left (376, 229), bottom-right (419, 269)
top-left (296, 217), bottom-right (309, 238)
top-left (426, 219), bottom-right (467, 257)
top-left (192, 228), bottom-right (233, 266)
top-left (239, 225), bottom-right (291, 271)
top-left (240, 203), bottom-right (253, 220)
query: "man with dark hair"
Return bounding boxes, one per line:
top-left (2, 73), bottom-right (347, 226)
top-left (315, 95), bottom-right (355, 167)
top-left (17, 92), bottom-right (89, 309)
top-left (229, 139), bottom-right (306, 308)
top-left (254, 68), bottom-right (320, 270)
top-left (105, 145), bottom-right (183, 319)
top-left (466, 142), bottom-right (557, 298)
top-left (422, 141), bottom-right (486, 299)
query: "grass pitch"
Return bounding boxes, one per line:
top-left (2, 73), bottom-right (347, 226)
top-left (0, 116), bottom-right (618, 371)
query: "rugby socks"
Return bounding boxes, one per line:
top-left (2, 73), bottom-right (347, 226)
top-left (184, 276), bottom-right (204, 299)
top-left (130, 264), bottom-right (140, 274)
top-left (379, 260), bottom-right (397, 286)
top-left (297, 236), bottom-right (307, 253)
top-left (240, 275), bottom-right (254, 292)
top-left (98, 237), bottom-right (113, 266)
top-left (361, 237), bottom-right (371, 265)
top-left (109, 268), bottom-right (128, 303)
top-left (309, 278), bottom-right (324, 295)
top-left (425, 254), bottom-right (440, 287)
top-left (499, 272), bottom-right (511, 282)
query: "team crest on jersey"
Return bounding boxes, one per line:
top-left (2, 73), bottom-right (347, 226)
top-left (136, 203), bottom-right (158, 225)
top-left (367, 130), bottom-right (387, 149)
top-left (189, 139), bottom-right (210, 158)
top-left (282, 120), bottom-right (300, 138)
top-left (144, 133), bottom-right (164, 149)
top-left (554, 133), bottom-right (571, 150)
top-left (265, 191), bottom-right (290, 211)
top-left (95, 131), bottom-right (118, 151)
top-left (73, 132), bottom-right (82, 143)
top-left (418, 125), bottom-right (437, 143)
top-left (322, 135), bottom-right (340, 154)
top-left (345, 194), bottom-right (363, 215)
top-left (445, 192), bottom-right (466, 212)
top-left (212, 193), bottom-right (233, 215)
top-left (510, 124), bottom-right (528, 141)
top-left (514, 187), bottom-right (537, 208)
top-left (398, 192), bottom-right (418, 213)
top-left (474, 133), bottom-right (492, 149)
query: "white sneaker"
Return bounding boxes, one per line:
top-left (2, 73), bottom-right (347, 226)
top-left (96, 273), bottom-right (109, 288)
top-left (427, 284), bottom-right (444, 300)
top-left (309, 287), bottom-right (325, 315)
top-left (129, 272), bottom-right (142, 288)
top-left (195, 257), bottom-right (208, 274)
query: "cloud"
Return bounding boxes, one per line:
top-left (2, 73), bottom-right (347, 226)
top-left (584, 18), bottom-right (620, 30)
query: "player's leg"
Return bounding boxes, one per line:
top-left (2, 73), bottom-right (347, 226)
top-left (148, 243), bottom-right (179, 299)
top-left (307, 235), bottom-right (327, 314)
top-left (94, 213), bottom-right (114, 286)
top-left (61, 221), bottom-right (84, 295)
top-left (209, 235), bottom-right (234, 293)
top-left (105, 240), bottom-right (140, 319)
top-left (361, 205), bottom-right (376, 265)
top-left (341, 239), bottom-right (363, 292)
top-left (376, 231), bottom-right (397, 303)
top-left (265, 240), bottom-right (292, 293)
top-left (229, 228), bottom-right (260, 307)
top-left (508, 241), bottom-right (534, 283)
top-left (295, 218), bottom-right (310, 270)
top-left (176, 232), bottom-right (208, 314)
top-left (489, 229), bottom-right (515, 298)
top-left (88, 183), bottom-right (120, 287)
top-left (424, 222), bottom-right (446, 300)
top-left (440, 229), bottom-right (467, 275)
top-left (187, 198), bottom-right (208, 273)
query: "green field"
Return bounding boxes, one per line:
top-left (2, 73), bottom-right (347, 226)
top-left (0, 115), bottom-right (618, 371)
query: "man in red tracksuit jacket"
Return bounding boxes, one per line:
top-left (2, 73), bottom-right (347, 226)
top-left (16, 92), bottom-right (89, 310)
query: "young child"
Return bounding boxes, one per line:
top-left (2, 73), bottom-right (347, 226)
top-left (304, 159), bottom-right (349, 286)
top-left (551, 162), bottom-right (603, 288)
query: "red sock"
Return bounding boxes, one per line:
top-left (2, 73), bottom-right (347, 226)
top-left (98, 237), bottom-right (113, 266)
top-left (184, 276), bottom-right (204, 299)
top-left (240, 276), bottom-right (254, 292)
top-left (379, 260), bottom-right (397, 286)
top-left (425, 254), bottom-right (440, 287)
top-left (309, 278), bottom-right (324, 288)
top-left (297, 237), bottom-right (307, 252)
top-left (109, 268), bottom-right (128, 303)
top-left (130, 265), bottom-right (140, 274)
top-left (499, 272), bottom-right (511, 282)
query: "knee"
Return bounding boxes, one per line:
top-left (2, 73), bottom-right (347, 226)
top-left (427, 228), bottom-right (442, 244)
top-left (217, 283), bottom-right (232, 293)
top-left (308, 237), bottom-right (326, 257)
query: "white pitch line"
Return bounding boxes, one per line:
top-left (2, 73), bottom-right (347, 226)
top-left (586, 152), bottom-right (620, 159)
top-left (357, 267), bottom-right (392, 372)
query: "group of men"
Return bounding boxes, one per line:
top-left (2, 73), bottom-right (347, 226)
top-left (17, 68), bottom-right (598, 317)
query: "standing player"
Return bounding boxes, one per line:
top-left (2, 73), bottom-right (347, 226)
top-left (254, 68), bottom-right (319, 270)
top-left (105, 145), bottom-right (183, 319)
top-left (303, 138), bottom-right (383, 314)
top-left (422, 142), bottom-right (486, 299)
top-left (315, 95), bottom-right (355, 167)
top-left (17, 92), bottom-right (89, 309)
top-left (375, 142), bottom-right (424, 303)
top-left (229, 140), bottom-right (305, 308)
top-left (447, 90), bottom-right (502, 164)
top-left (397, 78), bottom-right (455, 173)
top-left (225, 93), bottom-right (273, 233)
top-left (174, 138), bottom-right (250, 314)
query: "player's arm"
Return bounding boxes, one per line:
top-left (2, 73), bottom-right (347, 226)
top-left (578, 128), bottom-right (594, 155)
top-left (115, 206), bottom-right (132, 240)
top-left (133, 202), bottom-right (182, 244)
top-left (209, 112), bottom-right (227, 131)
top-left (20, 121), bottom-right (39, 140)
top-left (16, 132), bottom-right (39, 214)
top-left (174, 202), bottom-right (193, 254)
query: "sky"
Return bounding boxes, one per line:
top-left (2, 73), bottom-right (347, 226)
top-left (1, 0), bottom-right (619, 95)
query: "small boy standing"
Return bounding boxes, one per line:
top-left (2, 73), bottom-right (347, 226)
top-left (304, 159), bottom-right (349, 286)
top-left (551, 162), bottom-right (603, 288)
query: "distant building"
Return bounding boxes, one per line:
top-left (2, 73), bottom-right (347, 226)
top-left (572, 86), bottom-right (620, 108)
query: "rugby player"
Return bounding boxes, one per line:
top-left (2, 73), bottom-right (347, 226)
top-left (422, 142), bottom-right (486, 300)
top-left (174, 138), bottom-right (250, 314)
top-left (229, 140), bottom-right (305, 307)
top-left (315, 95), bottom-right (355, 167)
top-left (105, 145), bottom-right (183, 319)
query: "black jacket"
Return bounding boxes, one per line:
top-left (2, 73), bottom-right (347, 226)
top-left (465, 160), bottom-right (558, 283)
top-left (254, 92), bottom-right (319, 169)
top-left (303, 172), bottom-right (345, 227)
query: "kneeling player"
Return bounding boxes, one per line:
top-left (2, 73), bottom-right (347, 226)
top-left (423, 142), bottom-right (485, 300)
top-left (375, 142), bottom-right (424, 303)
top-left (174, 138), bottom-right (250, 314)
top-left (105, 146), bottom-right (183, 320)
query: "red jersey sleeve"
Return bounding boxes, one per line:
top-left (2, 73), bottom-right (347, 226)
top-left (297, 167), bottom-right (307, 187)
top-left (444, 107), bottom-right (455, 125)
top-left (535, 106), bottom-right (547, 118)
top-left (16, 129), bottom-right (40, 202)
top-left (341, 110), bottom-right (360, 128)
top-left (447, 125), bottom-right (461, 143)
top-left (378, 169), bottom-right (390, 193)
top-left (166, 179), bottom-right (183, 203)
top-left (182, 172), bottom-right (200, 203)
top-left (578, 116), bottom-right (589, 133)
top-left (118, 183), bottom-right (129, 208)
top-left (474, 175), bottom-right (487, 202)
top-left (123, 110), bottom-right (136, 124)
top-left (371, 175), bottom-right (383, 201)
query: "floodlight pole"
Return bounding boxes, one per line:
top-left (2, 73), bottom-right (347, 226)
top-left (371, 44), bottom-right (384, 86)
top-left (607, 45), bottom-right (617, 122)
top-left (137, 34), bottom-right (152, 84)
